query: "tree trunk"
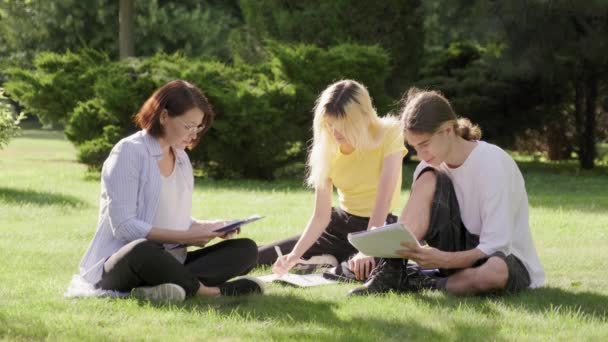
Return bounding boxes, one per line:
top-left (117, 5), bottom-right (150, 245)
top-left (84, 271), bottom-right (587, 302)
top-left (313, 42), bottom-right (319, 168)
top-left (119, 0), bottom-right (135, 60)
top-left (582, 71), bottom-right (597, 169)
top-left (546, 122), bottom-right (568, 160)
top-left (574, 65), bottom-right (598, 169)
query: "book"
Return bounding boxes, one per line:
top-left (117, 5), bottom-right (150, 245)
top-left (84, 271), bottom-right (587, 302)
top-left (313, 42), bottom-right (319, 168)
top-left (347, 222), bottom-right (421, 258)
top-left (256, 273), bottom-right (337, 287)
top-left (167, 215), bottom-right (263, 250)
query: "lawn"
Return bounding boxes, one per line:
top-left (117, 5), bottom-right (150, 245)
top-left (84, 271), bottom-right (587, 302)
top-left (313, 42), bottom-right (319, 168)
top-left (1, 130), bottom-right (607, 341)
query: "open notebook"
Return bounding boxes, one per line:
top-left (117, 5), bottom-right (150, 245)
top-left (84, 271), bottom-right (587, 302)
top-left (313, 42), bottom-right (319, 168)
top-left (257, 273), bottom-right (337, 287)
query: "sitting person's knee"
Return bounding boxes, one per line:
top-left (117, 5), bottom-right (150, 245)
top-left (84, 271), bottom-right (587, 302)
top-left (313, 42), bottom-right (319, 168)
top-left (233, 238), bottom-right (259, 259)
top-left (475, 256), bottom-right (509, 291)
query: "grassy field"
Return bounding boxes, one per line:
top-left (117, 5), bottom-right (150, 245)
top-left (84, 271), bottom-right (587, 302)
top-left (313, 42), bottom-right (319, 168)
top-left (1, 130), bottom-right (607, 341)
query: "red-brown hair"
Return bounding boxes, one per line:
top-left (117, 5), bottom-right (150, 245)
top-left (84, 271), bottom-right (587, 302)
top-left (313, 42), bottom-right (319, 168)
top-left (134, 80), bottom-right (215, 149)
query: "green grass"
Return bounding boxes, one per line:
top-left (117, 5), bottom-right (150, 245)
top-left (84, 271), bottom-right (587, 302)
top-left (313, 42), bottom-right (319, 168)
top-left (1, 130), bottom-right (607, 341)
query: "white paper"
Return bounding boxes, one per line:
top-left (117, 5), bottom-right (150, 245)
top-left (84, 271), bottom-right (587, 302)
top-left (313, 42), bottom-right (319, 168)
top-left (257, 273), bottom-right (337, 287)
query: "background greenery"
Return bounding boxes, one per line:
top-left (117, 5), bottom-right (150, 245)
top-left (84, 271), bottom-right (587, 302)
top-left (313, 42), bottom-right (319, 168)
top-left (1, 2), bottom-right (607, 340)
top-left (1, 0), bottom-right (607, 178)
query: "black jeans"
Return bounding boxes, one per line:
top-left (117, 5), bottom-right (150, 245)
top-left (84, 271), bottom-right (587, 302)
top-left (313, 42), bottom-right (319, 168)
top-left (257, 207), bottom-right (397, 266)
top-left (418, 167), bottom-right (531, 292)
top-left (97, 238), bottom-right (258, 297)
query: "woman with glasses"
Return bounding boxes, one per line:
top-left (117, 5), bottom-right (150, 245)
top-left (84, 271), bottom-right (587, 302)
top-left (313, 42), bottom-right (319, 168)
top-left (76, 80), bottom-right (263, 302)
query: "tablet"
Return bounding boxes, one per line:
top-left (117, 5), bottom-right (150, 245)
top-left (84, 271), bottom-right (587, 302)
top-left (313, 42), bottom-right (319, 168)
top-left (213, 215), bottom-right (264, 233)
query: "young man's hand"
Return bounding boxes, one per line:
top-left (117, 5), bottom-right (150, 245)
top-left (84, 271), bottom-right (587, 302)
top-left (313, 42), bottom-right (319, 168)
top-left (348, 252), bottom-right (376, 280)
top-left (396, 242), bottom-right (448, 269)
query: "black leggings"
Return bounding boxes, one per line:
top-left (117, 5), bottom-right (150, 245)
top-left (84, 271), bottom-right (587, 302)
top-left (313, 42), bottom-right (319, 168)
top-left (97, 238), bottom-right (258, 297)
top-left (257, 207), bottom-right (397, 266)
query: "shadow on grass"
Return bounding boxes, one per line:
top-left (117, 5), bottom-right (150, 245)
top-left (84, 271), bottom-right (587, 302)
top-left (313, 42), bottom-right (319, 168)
top-left (139, 293), bottom-right (498, 340)
top-left (417, 286), bottom-right (608, 321)
top-left (0, 187), bottom-right (86, 207)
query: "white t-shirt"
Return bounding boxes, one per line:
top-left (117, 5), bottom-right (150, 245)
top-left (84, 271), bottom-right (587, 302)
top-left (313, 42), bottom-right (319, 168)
top-left (414, 141), bottom-right (545, 288)
top-left (153, 163), bottom-right (192, 264)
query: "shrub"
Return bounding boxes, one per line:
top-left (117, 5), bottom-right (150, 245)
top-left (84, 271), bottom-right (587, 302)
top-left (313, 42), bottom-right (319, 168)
top-left (4, 49), bottom-right (109, 127)
top-left (76, 125), bottom-right (122, 169)
top-left (0, 88), bottom-right (25, 149)
top-left (9, 43), bottom-right (392, 179)
top-left (65, 99), bottom-right (116, 145)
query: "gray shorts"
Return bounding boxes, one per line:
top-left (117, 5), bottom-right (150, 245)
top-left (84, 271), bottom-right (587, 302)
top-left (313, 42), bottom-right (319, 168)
top-left (478, 251), bottom-right (531, 294)
top-left (418, 166), bottom-right (531, 293)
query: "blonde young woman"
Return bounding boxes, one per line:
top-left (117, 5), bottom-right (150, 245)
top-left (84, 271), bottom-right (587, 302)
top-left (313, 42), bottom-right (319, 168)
top-left (258, 80), bottom-right (407, 281)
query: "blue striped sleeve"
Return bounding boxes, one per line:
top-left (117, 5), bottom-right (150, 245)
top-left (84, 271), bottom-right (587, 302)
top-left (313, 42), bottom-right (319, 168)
top-left (102, 141), bottom-right (152, 241)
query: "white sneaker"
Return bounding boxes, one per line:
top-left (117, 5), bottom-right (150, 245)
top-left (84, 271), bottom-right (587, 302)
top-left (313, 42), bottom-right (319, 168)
top-left (131, 283), bottom-right (186, 303)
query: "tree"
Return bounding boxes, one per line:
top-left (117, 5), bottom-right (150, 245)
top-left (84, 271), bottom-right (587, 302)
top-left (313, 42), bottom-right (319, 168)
top-left (119, 0), bottom-right (135, 59)
top-left (492, 0), bottom-right (608, 169)
top-left (425, 0), bottom-right (608, 168)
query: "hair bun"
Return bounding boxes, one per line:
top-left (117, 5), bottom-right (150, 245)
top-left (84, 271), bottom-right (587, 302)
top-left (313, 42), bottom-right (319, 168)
top-left (455, 118), bottom-right (482, 141)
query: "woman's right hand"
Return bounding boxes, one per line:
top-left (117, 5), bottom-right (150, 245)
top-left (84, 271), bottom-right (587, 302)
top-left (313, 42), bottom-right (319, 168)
top-left (185, 222), bottom-right (223, 247)
top-left (272, 253), bottom-right (300, 276)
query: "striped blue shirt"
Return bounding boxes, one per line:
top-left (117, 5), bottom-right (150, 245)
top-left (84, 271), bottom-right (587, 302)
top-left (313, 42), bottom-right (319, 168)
top-left (78, 130), bottom-right (195, 284)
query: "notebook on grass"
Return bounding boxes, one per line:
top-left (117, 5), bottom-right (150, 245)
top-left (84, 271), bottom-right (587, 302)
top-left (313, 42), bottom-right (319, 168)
top-left (256, 273), bottom-right (337, 287)
top-left (347, 222), bottom-right (421, 258)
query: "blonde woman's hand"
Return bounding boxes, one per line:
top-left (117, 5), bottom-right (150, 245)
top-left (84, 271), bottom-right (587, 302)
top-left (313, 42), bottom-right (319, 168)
top-left (272, 253), bottom-right (300, 276)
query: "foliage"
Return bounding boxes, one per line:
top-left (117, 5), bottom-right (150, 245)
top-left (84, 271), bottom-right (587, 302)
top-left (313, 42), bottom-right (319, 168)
top-left (0, 88), bottom-right (24, 149)
top-left (239, 0), bottom-right (425, 95)
top-left (415, 41), bottom-right (548, 147)
top-left (6, 43), bottom-right (391, 179)
top-left (4, 49), bottom-right (109, 127)
top-left (423, 0), bottom-right (608, 168)
top-left (0, 0), bottom-right (242, 68)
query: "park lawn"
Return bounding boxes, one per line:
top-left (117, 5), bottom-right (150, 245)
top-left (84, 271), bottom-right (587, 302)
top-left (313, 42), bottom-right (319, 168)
top-left (1, 130), bottom-right (607, 341)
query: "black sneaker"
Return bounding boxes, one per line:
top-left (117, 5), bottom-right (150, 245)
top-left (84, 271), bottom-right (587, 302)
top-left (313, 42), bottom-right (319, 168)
top-left (218, 276), bottom-right (265, 296)
top-left (348, 258), bottom-right (406, 296)
top-left (322, 261), bottom-right (359, 283)
top-left (401, 264), bottom-right (439, 291)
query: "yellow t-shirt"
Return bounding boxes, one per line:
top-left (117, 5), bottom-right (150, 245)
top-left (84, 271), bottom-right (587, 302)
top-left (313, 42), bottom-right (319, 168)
top-left (329, 123), bottom-right (407, 217)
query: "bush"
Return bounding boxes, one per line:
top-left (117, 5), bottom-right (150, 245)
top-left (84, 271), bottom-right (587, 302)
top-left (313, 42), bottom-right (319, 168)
top-left (9, 42), bottom-right (392, 179)
top-left (0, 88), bottom-right (25, 149)
top-left (266, 41), bottom-right (393, 115)
top-left (76, 125), bottom-right (122, 169)
top-left (239, 0), bottom-right (424, 95)
top-left (65, 99), bottom-right (116, 145)
top-left (4, 49), bottom-right (109, 127)
top-left (187, 64), bottom-right (299, 179)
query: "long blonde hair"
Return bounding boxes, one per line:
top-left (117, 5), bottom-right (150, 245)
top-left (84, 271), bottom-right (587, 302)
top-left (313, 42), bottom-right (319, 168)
top-left (307, 80), bottom-right (400, 188)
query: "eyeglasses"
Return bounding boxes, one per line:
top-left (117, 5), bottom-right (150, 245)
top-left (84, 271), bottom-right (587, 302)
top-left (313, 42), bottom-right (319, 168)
top-left (174, 116), bottom-right (205, 135)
